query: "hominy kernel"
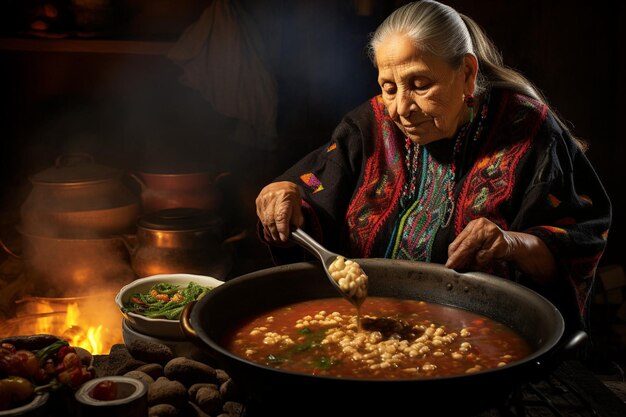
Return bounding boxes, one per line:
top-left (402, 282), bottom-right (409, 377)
top-left (328, 256), bottom-right (368, 303)
top-left (343, 346), bottom-right (356, 354)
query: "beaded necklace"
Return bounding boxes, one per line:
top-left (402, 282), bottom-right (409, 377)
top-left (400, 122), bottom-right (469, 211)
top-left (392, 94), bottom-right (490, 261)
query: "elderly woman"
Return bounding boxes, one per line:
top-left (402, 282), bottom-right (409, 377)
top-left (255, 0), bottom-right (611, 330)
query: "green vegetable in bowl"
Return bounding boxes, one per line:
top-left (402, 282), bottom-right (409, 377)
top-left (123, 282), bottom-right (212, 320)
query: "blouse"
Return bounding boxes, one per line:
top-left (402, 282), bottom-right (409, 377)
top-left (266, 88), bottom-right (611, 330)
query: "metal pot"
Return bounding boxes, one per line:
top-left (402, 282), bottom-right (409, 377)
top-left (124, 208), bottom-right (246, 279)
top-left (18, 227), bottom-right (136, 297)
top-left (181, 259), bottom-right (585, 416)
top-left (20, 153), bottom-right (141, 238)
top-left (130, 171), bottom-right (230, 214)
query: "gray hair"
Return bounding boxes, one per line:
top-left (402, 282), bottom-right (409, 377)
top-left (367, 0), bottom-right (544, 102)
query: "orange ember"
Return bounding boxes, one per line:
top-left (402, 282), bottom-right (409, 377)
top-left (1, 294), bottom-right (123, 355)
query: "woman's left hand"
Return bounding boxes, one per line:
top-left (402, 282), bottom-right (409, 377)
top-left (445, 217), bottom-right (515, 271)
top-left (445, 217), bottom-right (557, 283)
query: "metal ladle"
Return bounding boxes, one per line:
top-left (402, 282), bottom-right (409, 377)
top-left (291, 227), bottom-right (367, 308)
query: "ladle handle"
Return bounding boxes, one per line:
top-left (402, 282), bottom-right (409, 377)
top-left (291, 228), bottom-right (329, 263)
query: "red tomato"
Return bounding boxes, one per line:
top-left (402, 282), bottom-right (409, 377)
top-left (56, 346), bottom-right (76, 362)
top-left (62, 352), bottom-right (81, 370)
top-left (14, 350), bottom-right (39, 377)
top-left (89, 380), bottom-right (118, 401)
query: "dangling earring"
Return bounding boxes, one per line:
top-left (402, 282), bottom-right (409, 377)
top-left (464, 94), bottom-right (475, 123)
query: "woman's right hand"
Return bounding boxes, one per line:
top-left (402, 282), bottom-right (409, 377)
top-left (255, 181), bottom-right (305, 244)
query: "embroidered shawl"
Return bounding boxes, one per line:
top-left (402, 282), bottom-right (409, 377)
top-left (272, 88), bottom-right (611, 328)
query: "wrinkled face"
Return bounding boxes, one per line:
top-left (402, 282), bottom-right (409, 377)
top-left (376, 33), bottom-right (475, 145)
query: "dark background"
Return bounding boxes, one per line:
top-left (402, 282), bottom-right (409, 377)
top-left (0, 0), bottom-right (625, 364)
top-left (0, 0), bottom-right (623, 265)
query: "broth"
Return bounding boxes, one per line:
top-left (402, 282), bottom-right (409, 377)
top-left (224, 297), bottom-right (532, 379)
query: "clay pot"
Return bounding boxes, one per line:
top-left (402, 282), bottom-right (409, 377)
top-left (123, 208), bottom-right (246, 279)
top-left (18, 228), bottom-right (136, 296)
top-left (20, 153), bottom-right (140, 238)
top-left (131, 171), bottom-right (229, 214)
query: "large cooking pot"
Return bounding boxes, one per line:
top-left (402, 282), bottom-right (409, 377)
top-left (18, 228), bottom-right (136, 297)
top-left (20, 153), bottom-right (141, 238)
top-left (130, 170), bottom-right (230, 214)
top-left (124, 208), bottom-right (246, 279)
top-left (181, 259), bottom-right (584, 416)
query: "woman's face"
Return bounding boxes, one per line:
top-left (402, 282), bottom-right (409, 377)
top-left (376, 33), bottom-right (476, 145)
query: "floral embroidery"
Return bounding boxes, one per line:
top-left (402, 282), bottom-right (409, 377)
top-left (391, 149), bottom-right (454, 261)
top-left (300, 173), bottom-right (324, 194)
top-left (345, 96), bottom-right (405, 257)
top-left (454, 93), bottom-right (547, 234)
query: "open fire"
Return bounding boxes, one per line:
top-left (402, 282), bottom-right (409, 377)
top-left (1, 293), bottom-right (123, 355)
top-left (0, 231), bottom-right (130, 355)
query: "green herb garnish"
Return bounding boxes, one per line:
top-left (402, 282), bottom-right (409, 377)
top-left (313, 355), bottom-right (337, 370)
top-left (123, 281), bottom-right (212, 320)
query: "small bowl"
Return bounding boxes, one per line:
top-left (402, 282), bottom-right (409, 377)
top-left (114, 273), bottom-right (223, 339)
top-left (74, 376), bottom-right (148, 417)
top-left (0, 392), bottom-right (49, 417)
top-left (121, 318), bottom-right (205, 359)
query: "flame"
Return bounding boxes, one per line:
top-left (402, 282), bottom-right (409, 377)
top-left (63, 303), bottom-right (104, 354)
top-left (9, 297), bottom-right (123, 355)
top-left (33, 301), bottom-right (55, 335)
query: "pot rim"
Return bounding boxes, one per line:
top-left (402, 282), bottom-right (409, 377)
top-left (17, 225), bottom-right (126, 242)
top-left (29, 153), bottom-right (123, 184)
top-left (137, 207), bottom-right (222, 232)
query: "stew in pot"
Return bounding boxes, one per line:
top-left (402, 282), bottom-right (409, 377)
top-left (224, 297), bottom-right (531, 379)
